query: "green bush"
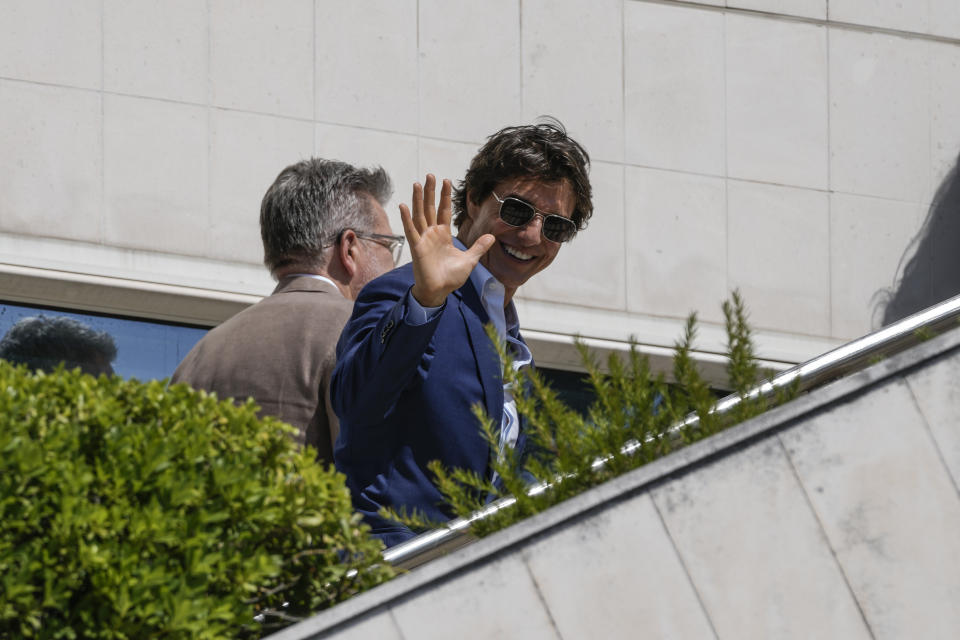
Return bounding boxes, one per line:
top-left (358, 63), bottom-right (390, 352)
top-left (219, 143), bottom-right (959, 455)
top-left (0, 363), bottom-right (393, 639)
top-left (389, 291), bottom-right (797, 537)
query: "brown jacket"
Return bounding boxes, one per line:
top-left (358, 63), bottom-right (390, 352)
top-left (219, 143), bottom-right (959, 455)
top-left (171, 276), bottom-right (353, 463)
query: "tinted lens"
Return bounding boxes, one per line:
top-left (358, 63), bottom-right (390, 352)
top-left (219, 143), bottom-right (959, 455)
top-left (498, 198), bottom-right (536, 226)
top-left (542, 215), bottom-right (577, 243)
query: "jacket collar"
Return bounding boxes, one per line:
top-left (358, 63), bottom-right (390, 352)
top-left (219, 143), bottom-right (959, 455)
top-left (271, 274), bottom-right (343, 297)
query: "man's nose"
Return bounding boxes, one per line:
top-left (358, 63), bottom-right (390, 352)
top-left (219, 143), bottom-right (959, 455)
top-left (517, 214), bottom-right (544, 244)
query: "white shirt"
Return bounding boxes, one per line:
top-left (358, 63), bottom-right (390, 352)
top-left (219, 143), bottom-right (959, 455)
top-left (283, 273), bottom-right (344, 295)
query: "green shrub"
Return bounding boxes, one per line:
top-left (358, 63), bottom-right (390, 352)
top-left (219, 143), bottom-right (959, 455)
top-left (389, 291), bottom-right (797, 537)
top-left (0, 363), bottom-right (393, 639)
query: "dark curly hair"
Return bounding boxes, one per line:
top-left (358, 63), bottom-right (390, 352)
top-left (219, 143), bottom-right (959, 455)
top-left (452, 117), bottom-right (593, 232)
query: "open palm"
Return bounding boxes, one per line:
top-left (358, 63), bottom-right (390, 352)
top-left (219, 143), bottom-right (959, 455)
top-left (400, 174), bottom-right (494, 308)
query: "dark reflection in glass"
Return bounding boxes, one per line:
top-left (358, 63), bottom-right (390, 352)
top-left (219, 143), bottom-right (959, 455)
top-left (0, 316), bottom-right (117, 376)
top-left (538, 367), bottom-right (728, 419)
top-left (0, 302), bottom-right (207, 381)
top-left (538, 367), bottom-right (595, 416)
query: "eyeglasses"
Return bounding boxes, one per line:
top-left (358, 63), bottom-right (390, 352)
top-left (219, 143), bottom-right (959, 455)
top-left (352, 230), bottom-right (405, 265)
top-left (327, 229), bottom-right (405, 266)
top-left (492, 192), bottom-right (577, 243)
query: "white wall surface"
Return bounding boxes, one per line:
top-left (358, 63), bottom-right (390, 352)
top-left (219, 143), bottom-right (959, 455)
top-left (2, 0), bottom-right (959, 364)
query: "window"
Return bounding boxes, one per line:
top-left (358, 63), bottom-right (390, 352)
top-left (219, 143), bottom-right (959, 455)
top-left (0, 301), bottom-right (206, 381)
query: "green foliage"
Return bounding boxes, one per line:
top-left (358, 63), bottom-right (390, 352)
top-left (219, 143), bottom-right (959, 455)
top-left (0, 363), bottom-right (393, 639)
top-left (390, 291), bottom-right (797, 538)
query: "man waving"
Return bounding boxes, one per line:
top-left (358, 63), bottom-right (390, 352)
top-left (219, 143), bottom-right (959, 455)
top-left (332, 120), bottom-right (593, 547)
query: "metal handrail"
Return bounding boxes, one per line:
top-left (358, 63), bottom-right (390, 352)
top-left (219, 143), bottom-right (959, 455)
top-left (383, 294), bottom-right (960, 570)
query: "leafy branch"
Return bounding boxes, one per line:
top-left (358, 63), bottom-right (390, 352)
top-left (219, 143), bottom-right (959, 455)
top-left (386, 291), bottom-right (798, 539)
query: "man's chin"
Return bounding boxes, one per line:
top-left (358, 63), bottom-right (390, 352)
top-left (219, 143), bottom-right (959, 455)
top-left (490, 266), bottom-right (531, 292)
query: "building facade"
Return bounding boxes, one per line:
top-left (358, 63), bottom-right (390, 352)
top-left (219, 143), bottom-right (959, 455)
top-left (2, 0), bottom-right (959, 382)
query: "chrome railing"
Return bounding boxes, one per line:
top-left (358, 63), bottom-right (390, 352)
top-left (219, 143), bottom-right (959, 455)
top-left (384, 294), bottom-right (960, 570)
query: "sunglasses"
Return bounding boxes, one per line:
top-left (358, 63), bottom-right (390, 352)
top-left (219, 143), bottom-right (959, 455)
top-left (492, 192), bottom-right (577, 243)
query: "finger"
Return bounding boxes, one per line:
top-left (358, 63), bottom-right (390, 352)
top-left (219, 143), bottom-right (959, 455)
top-left (423, 174), bottom-right (437, 227)
top-left (465, 233), bottom-right (495, 263)
top-left (410, 182), bottom-right (426, 234)
top-left (399, 203), bottom-right (421, 245)
top-left (437, 179), bottom-right (453, 228)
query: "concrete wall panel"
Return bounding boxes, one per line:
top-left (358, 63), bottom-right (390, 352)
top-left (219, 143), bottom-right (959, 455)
top-left (103, 0), bottom-right (207, 104)
top-left (0, 0), bottom-right (101, 89)
top-left (829, 29), bottom-right (930, 204)
top-left (728, 0), bottom-right (826, 20)
top-left (905, 355), bottom-right (960, 495)
top-left (522, 0), bottom-right (624, 163)
top-left (726, 15), bottom-right (828, 190)
top-left (0, 81), bottom-right (102, 244)
top-left (324, 610), bottom-right (405, 640)
top-left (652, 439), bottom-right (871, 640)
top-left (417, 138), bottom-right (475, 190)
top-left (103, 95), bottom-right (208, 255)
top-left (625, 166), bottom-right (727, 323)
top-left (930, 0), bottom-right (960, 40)
top-left (728, 181), bottom-right (830, 335)
top-left (418, 0), bottom-right (520, 143)
top-left (524, 492), bottom-right (717, 639)
top-left (930, 42), bottom-right (960, 189)
top-left (315, 0), bottom-right (418, 134)
top-left (782, 379), bottom-right (960, 639)
top-left (829, 0), bottom-right (960, 38)
top-left (624, 2), bottom-right (725, 176)
top-left (829, 193), bottom-right (925, 339)
top-left (390, 553), bottom-right (560, 640)
top-left (210, 0), bottom-right (314, 119)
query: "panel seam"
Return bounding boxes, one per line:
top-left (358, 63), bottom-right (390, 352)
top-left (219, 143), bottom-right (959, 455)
top-left (650, 495), bottom-right (721, 639)
top-left (776, 434), bottom-right (877, 638)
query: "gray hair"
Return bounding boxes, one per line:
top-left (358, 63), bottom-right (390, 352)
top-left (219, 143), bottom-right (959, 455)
top-left (260, 158), bottom-right (392, 273)
top-left (0, 316), bottom-right (118, 376)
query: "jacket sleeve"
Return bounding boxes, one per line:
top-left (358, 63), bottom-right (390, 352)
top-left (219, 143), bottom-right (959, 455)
top-left (330, 268), bottom-right (446, 428)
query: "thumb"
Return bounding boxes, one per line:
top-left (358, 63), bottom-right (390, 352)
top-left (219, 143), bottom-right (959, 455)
top-left (466, 234), bottom-right (495, 261)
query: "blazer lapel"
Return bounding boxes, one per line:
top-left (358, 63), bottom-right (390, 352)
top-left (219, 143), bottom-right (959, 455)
top-left (456, 280), bottom-right (502, 428)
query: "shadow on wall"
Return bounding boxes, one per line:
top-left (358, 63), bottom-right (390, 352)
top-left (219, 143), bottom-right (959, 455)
top-left (877, 153), bottom-right (960, 325)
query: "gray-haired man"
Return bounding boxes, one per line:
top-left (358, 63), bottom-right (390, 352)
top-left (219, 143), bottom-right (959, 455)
top-left (173, 158), bottom-right (402, 463)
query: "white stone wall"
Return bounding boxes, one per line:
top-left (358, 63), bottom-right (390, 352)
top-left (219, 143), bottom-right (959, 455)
top-left (2, 0), bottom-right (959, 363)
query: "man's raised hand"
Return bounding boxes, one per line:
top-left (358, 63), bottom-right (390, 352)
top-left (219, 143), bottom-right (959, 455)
top-left (400, 174), bottom-right (494, 308)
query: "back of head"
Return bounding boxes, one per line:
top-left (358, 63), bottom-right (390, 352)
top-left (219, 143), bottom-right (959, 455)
top-left (453, 117), bottom-right (593, 231)
top-left (260, 158), bottom-right (392, 274)
top-left (0, 316), bottom-right (118, 376)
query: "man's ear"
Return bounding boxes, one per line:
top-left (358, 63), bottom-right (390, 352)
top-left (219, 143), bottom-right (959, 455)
top-left (337, 229), bottom-right (360, 278)
top-left (465, 189), bottom-right (478, 220)
top-left (460, 190), bottom-right (478, 236)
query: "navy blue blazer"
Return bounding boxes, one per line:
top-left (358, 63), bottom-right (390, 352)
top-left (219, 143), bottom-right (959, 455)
top-left (332, 263), bottom-right (522, 547)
